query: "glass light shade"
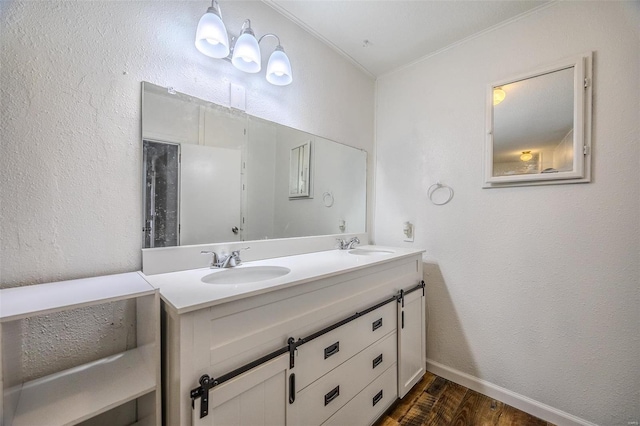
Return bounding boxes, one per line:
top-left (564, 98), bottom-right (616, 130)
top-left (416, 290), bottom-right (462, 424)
top-left (520, 151), bottom-right (533, 162)
top-left (493, 88), bottom-right (506, 106)
top-left (232, 31), bottom-right (261, 73)
top-left (195, 9), bottom-right (230, 58)
top-left (266, 47), bottom-right (292, 86)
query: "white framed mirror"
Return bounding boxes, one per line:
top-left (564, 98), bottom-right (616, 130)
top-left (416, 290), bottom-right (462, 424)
top-left (484, 52), bottom-right (592, 187)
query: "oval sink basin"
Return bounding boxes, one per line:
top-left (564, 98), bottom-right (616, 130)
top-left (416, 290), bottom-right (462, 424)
top-left (348, 248), bottom-right (395, 256)
top-left (201, 266), bottom-right (291, 285)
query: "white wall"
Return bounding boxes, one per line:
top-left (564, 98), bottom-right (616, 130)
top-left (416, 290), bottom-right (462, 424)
top-left (0, 0), bottom-right (373, 384)
top-left (374, 2), bottom-right (639, 425)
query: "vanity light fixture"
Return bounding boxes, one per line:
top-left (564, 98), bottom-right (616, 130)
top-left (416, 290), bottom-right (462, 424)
top-left (520, 151), bottom-right (533, 162)
top-left (195, 0), bottom-right (293, 86)
top-left (493, 87), bottom-right (506, 105)
top-left (194, 0), bottom-right (230, 58)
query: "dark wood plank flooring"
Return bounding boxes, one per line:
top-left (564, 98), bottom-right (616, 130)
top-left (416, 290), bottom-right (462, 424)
top-left (375, 372), bottom-right (555, 426)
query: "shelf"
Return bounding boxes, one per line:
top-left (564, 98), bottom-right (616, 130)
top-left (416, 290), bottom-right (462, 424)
top-left (3, 345), bottom-right (155, 426)
top-left (0, 272), bottom-right (155, 322)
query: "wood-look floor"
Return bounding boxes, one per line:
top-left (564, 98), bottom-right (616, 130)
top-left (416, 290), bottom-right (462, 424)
top-left (375, 372), bottom-right (555, 426)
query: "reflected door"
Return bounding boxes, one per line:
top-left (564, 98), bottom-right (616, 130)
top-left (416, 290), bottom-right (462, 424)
top-left (180, 144), bottom-right (242, 244)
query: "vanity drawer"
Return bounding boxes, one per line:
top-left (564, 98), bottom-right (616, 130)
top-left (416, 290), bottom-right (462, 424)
top-left (295, 300), bottom-right (396, 391)
top-left (322, 363), bottom-right (398, 426)
top-left (288, 331), bottom-right (397, 426)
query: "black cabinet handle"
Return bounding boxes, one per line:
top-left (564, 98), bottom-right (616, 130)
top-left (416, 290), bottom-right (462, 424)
top-left (324, 341), bottom-right (340, 359)
top-left (372, 318), bottom-right (383, 331)
top-left (372, 354), bottom-right (383, 369)
top-left (373, 390), bottom-right (383, 406)
top-left (289, 373), bottom-right (295, 404)
top-left (324, 386), bottom-right (340, 406)
top-left (401, 311), bottom-right (405, 329)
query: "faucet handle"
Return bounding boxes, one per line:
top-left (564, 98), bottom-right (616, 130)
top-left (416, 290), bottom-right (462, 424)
top-left (230, 247), bottom-right (250, 266)
top-left (201, 250), bottom-right (218, 267)
top-left (231, 246), bottom-right (251, 255)
top-left (336, 238), bottom-right (347, 250)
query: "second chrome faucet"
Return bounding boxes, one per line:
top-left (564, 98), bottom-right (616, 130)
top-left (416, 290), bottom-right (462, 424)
top-left (337, 237), bottom-right (360, 250)
top-left (201, 247), bottom-right (250, 268)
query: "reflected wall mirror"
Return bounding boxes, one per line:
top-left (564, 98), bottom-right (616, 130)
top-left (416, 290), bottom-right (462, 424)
top-left (289, 141), bottom-right (312, 198)
top-left (141, 82), bottom-right (367, 248)
top-left (484, 52), bottom-right (592, 187)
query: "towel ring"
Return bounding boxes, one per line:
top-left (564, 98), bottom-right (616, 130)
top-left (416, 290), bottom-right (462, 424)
top-left (323, 192), bottom-right (334, 207)
top-left (427, 182), bottom-right (454, 206)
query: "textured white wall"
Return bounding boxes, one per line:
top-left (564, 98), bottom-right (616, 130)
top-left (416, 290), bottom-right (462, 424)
top-left (0, 0), bottom-right (373, 382)
top-left (374, 2), bottom-right (639, 425)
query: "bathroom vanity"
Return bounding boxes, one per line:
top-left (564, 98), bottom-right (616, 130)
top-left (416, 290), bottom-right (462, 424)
top-left (142, 246), bottom-right (425, 426)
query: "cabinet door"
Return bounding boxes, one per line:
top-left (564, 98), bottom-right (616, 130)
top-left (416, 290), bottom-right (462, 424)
top-left (397, 287), bottom-right (426, 398)
top-left (193, 354), bottom-right (289, 426)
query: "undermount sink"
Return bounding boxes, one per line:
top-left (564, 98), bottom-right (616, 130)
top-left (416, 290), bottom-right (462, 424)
top-left (348, 248), bottom-right (395, 256)
top-left (201, 266), bottom-right (291, 285)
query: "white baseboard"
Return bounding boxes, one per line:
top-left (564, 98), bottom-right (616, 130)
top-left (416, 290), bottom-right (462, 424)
top-left (425, 359), bottom-right (597, 426)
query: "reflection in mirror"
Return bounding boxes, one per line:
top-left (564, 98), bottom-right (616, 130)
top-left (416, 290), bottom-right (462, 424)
top-left (289, 141), bottom-right (311, 198)
top-left (484, 52), bottom-right (592, 187)
top-left (143, 141), bottom-right (179, 248)
top-left (141, 82), bottom-right (367, 248)
top-left (493, 67), bottom-right (574, 176)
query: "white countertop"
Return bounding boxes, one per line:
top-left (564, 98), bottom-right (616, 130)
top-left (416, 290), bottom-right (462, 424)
top-left (140, 246), bottom-right (424, 314)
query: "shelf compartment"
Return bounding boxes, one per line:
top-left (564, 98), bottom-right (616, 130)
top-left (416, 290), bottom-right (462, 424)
top-left (3, 345), bottom-right (155, 426)
top-left (0, 272), bottom-right (155, 323)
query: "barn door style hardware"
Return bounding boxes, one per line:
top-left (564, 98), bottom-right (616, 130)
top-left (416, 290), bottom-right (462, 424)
top-left (189, 281), bottom-right (425, 418)
top-left (397, 281), bottom-right (425, 329)
top-left (190, 345), bottom-right (290, 418)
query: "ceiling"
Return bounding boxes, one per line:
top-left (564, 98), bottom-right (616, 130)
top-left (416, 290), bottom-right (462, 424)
top-left (266, 0), bottom-right (549, 77)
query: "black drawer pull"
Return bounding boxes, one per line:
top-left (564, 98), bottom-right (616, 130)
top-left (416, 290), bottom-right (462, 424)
top-left (373, 390), bottom-right (383, 406)
top-left (372, 318), bottom-right (383, 331)
top-left (324, 386), bottom-right (340, 406)
top-left (289, 373), bottom-right (295, 404)
top-left (324, 341), bottom-right (340, 359)
top-left (372, 354), bottom-right (383, 369)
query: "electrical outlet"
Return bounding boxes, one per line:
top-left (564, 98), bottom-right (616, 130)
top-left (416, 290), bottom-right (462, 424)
top-left (403, 221), bottom-right (414, 242)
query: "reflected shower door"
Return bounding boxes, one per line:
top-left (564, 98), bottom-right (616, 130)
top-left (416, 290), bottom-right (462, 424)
top-left (143, 140), bottom-right (179, 248)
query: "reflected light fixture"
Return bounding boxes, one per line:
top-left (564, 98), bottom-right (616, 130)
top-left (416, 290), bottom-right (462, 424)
top-left (493, 87), bottom-right (506, 105)
top-left (520, 151), bottom-right (533, 162)
top-left (195, 0), bottom-right (293, 86)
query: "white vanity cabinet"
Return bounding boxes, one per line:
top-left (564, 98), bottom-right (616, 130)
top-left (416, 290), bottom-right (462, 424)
top-left (0, 273), bottom-right (161, 426)
top-left (157, 250), bottom-right (425, 426)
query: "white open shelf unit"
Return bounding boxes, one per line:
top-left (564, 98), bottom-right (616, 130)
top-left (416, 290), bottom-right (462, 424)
top-left (0, 272), bottom-right (160, 426)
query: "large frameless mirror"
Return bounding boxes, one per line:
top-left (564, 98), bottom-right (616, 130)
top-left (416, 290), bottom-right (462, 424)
top-left (484, 52), bottom-right (592, 188)
top-left (141, 82), bottom-right (367, 248)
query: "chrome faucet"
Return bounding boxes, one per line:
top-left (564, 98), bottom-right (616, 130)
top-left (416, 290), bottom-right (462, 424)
top-left (337, 237), bottom-right (360, 250)
top-left (201, 247), bottom-right (250, 268)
